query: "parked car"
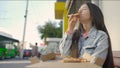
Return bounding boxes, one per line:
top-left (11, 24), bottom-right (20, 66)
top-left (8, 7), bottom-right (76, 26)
top-left (23, 49), bottom-right (32, 58)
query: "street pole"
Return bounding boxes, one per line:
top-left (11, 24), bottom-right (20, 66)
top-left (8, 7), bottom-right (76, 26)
top-left (20, 0), bottom-right (29, 59)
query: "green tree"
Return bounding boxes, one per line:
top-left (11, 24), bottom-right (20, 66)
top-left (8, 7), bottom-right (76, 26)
top-left (37, 20), bottom-right (62, 43)
top-left (56, 21), bottom-right (63, 38)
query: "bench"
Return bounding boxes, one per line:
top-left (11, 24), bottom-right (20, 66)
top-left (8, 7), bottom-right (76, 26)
top-left (113, 51), bottom-right (120, 68)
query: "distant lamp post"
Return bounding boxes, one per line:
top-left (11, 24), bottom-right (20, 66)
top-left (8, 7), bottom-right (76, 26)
top-left (20, 0), bottom-right (29, 59)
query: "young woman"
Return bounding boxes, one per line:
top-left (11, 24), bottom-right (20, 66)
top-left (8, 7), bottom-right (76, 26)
top-left (59, 2), bottom-right (114, 68)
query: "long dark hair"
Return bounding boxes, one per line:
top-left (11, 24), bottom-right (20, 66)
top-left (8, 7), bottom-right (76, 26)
top-left (71, 2), bottom-right (114, 68)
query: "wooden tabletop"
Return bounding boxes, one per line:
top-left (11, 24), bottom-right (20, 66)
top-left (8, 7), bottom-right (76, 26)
top-left (25, 60), bottom-right (101, 68)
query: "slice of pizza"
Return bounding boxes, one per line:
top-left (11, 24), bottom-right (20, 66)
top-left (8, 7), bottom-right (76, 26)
top-left (62, 57), bottom-right (87, 63)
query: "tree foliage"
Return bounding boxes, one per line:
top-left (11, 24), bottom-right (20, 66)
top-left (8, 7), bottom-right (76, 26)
top-left (37, 20), bottom-right (63, 40)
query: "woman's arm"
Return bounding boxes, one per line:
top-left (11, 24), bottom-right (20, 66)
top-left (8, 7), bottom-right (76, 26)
top-left (59, 13), bottom-right (79, 57)
top-left (91, 33), bottom-right (108, 66)
top-left (59, 33), bottom-right (73, 57)
top-left (83, 32), bottom-right (109, 66)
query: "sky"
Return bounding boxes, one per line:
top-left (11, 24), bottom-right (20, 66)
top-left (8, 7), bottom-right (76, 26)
top-left (0, 0), bottom-right (60, 44)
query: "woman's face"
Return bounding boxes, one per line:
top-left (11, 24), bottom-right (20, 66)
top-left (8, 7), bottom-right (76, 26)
top-left (78, 4), bottom-right (91, 22)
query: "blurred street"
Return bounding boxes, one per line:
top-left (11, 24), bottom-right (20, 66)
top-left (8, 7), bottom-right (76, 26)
top-left (0, 57), bottom-right (31, 68)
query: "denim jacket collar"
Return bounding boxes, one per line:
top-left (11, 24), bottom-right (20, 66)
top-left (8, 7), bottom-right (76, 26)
top-left (88, 27), bottom-right (97, 38)
top-left (86, 27), bottom-right (98, 39)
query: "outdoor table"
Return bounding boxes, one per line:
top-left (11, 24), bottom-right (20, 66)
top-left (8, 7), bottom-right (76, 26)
top-left (25, 57), bottom-right (102, 68)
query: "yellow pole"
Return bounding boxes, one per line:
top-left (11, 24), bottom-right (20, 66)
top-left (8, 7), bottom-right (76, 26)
top-left (63, 9), bottom-right (68, 34)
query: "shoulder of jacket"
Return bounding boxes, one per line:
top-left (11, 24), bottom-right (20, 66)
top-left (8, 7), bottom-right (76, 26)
top-left (97, 30), bottom-right (108, 38)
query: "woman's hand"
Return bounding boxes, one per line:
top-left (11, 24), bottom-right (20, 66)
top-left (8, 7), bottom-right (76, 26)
top-left (67, 14), bottom-right (79, 33)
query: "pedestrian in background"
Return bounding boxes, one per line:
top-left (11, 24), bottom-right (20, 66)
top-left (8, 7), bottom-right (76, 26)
top-left (32, 42), bottom-right (38, 57)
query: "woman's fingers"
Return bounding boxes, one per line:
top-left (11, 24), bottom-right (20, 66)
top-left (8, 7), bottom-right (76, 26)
top-left (68, 14), bottom-right (74, 22)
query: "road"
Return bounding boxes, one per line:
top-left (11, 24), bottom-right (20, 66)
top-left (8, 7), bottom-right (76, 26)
top-left (0, 57), bottom-right (31, 68)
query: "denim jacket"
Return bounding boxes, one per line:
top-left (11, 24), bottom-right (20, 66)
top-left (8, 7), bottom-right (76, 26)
top-left (59, 27), bottom-right (108, 66)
